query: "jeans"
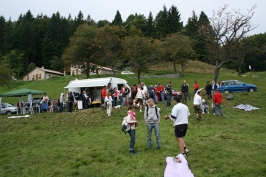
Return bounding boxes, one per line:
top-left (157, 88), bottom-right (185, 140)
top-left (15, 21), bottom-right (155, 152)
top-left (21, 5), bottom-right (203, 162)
top-left (166, 94), bottom-right (172, 106)
top-left (215, 104), bottom-right (224, 117)
top-left (182, 92), bottom-right (188, 104)
top-left (147, 123), bottom-right (161, 148)
top-left (128, 129), bottom-right (136, 150)
top-left (59, 103), bottom-right (63, 112)
top-left (160, 91), bottom-right (165, 103)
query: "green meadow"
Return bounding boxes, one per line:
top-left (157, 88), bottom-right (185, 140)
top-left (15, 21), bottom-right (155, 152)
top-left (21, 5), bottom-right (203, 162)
top-left (1, 65), bottom-right (266, 177)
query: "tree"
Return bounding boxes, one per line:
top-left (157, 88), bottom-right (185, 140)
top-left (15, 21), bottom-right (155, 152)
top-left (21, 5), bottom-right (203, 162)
top-left (28, 62), bottom-right (36, 72)
top-left (61, 24), bottom-right (103, 78)
top-left (112, 10), bottom-right (123, 26)
top-left (4, 50), bottom-right (26, 77)
top-left (168, 5), bottom-right (183, 34)
top-left (163, 33), bottom-right (195, 75)
top-left (96, 25), bottom-right (126, 76)
top-left (153, 5), bottom-right (168, 38)
top-left (0, 54), bottom-right (12, 86)
top-left (122, 36), bottom-right (159, 83)
top-left (144, 12), bottom-right (154, 37)
top-left (200, 4), bottom-right (258, 82)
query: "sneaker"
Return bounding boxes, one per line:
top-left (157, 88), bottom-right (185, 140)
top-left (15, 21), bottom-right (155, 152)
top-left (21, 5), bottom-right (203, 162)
top-left (196, 117), bottom-right (201, 120)
top-left (207, 112), bottom-right (210, 114)
top-left (140, 110), bottom-right (142, 112)
top-left (185, 148), bottom-right (189, 154)
top-left (202, 112), bottom-right (205, 114)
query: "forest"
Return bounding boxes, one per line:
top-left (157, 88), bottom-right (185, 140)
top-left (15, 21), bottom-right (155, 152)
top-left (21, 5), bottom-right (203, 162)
top-left (0, 4), bottom-right (265, 85)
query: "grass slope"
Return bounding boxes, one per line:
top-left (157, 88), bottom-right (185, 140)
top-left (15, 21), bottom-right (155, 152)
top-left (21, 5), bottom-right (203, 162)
top-left (1, 62), bottom-right (266, 177)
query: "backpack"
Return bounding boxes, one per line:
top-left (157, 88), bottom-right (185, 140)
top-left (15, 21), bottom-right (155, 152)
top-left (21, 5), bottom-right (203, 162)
top-left (146, 106), bottom-right (159, 119)
top-left (121, 115), bottom-right (130, 134)
top-left (131, 86), bottom-right (137, 94)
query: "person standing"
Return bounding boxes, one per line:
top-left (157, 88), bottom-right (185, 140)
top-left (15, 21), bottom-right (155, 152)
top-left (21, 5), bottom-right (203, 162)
top-left (136, 84), bottom-right (144, 112)
top-left (193, 81), bottom-right (199, 94)
top-left (211, 80), bottom-right (219, 98)
top-left (164, 96), bottom-right (190, 156)
top-left (131, 84), bottom-right (137, 100)
top-left (113, 87), bottom-right (118, 106)
top-left (181, 80), bottom-right (189, 104)
top-left (59, 93), bottom-right (64, 113)
top-left (213, 88), bottom-right (224, 118)
top-left (105, 92), bottom-right (113, 117)
top-left (158, 84), bottom-right (165, 103)
top-left (127, 105), bottom-right (138, 155)
top-left (108, 86), bottom-right (115, 106)
top-left (205, 81), bottom-right (212, 99)
top-left (144, 98), bottom-right (161, 149)
top-left (165, 82), bottom-right (173, 106)
top-left (68, 91), bottom-right (74, 113)
top-left (193, 89), bottom-right (203, 120)
top-left (101, 86), bottom-right (107, 104)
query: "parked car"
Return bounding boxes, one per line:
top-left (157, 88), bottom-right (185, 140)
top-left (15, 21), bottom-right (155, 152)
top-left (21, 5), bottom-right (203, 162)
top-left (121, 71), bottom-right (134, 74)
top-left (218, 80), bottom-right (257, 93)
top-left (1, 103), bottom-right (18, 115)
top-left (164, 90), bottom-right (182, 100)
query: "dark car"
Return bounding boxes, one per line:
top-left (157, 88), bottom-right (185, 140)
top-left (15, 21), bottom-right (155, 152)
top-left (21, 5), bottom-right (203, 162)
top-left (24, 97), bottom-right (42, 107)
top-left (1, 103), bottom-right (18, 115)
top-left (218, 80), bottom-right (257, 93)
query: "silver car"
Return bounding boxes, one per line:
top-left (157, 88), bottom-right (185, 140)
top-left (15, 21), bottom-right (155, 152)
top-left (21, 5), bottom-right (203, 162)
top-left (1, 103), bottom-right (18, 115)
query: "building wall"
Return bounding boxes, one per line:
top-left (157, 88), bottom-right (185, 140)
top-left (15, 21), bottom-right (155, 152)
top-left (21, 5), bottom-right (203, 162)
top-left (23, 68), bottom-right (63, 81)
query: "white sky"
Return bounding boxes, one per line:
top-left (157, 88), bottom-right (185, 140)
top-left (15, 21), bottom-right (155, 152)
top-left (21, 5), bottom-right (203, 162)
top-left (0, 0), bottom-right (265, 36)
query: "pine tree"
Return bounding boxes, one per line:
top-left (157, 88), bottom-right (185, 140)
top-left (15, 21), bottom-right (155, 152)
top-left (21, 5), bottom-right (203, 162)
top-left (112, 10), bottom-right (123, 26)
top-left (168, 5), bottom-right (183, 34)
top-left (144, 12), bottom-right (154, 37)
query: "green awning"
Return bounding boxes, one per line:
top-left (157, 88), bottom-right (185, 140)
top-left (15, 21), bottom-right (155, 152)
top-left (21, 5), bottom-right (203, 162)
top-left (0, 88), bottom-right (46, 97)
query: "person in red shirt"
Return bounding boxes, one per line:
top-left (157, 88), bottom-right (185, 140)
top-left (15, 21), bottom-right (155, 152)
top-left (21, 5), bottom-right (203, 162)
top-left (213, 88), bottom-right (224, 117)
top-left (101, 85), bottom-right (107, 104)
top-left (158, 84), bottom-right (165, 103)
top-left (193, 81), bottom-right (199, 94)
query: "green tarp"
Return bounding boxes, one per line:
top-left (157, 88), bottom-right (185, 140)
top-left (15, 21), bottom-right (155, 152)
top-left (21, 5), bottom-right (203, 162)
top-left (0, 88), bottom-right (46, 97)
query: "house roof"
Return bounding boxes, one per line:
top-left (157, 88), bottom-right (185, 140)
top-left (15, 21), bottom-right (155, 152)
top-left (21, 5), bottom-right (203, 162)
top-left (37, 67), bottom-right (64, 75)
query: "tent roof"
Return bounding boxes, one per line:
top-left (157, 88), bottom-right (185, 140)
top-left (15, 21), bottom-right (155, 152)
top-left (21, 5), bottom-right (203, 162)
top-left (0, 88), bottom-right (46, 97)
top-left (64, 78), bottom-right (112, 88)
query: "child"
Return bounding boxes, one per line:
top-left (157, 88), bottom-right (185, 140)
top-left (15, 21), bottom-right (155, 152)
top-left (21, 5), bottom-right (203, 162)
top-left (201, 99), bottom-right (210, 114)
top-left (127, 105), bottom-right (138, 155)
top-left (49, 100), bottom-right (54, 112)
top-left (211, 102), bottom-right (216, 115)
top-left (105, 92), bottom-right (113, 117)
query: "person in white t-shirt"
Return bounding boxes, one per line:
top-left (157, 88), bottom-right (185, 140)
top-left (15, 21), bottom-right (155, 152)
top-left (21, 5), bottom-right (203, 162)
top-left (193, 88), bottom-right (203, 120)
top-left (164, 96), bottom-right (190, 156)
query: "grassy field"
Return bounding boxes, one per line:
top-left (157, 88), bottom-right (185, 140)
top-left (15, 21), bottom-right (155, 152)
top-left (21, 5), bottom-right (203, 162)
top-left (1, 62), bottom-right (266, 177)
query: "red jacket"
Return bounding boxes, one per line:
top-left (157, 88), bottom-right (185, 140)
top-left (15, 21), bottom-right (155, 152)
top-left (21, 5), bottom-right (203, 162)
top-left (194, 83), bottom-right (199, 90)
top-left (213, 91), bottom-right (222, 104)
top-left (101, 88), bottom-right (107, 99)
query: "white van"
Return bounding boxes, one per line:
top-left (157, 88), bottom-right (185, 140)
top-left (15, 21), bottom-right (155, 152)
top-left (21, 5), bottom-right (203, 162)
top-left (64, 77), bottom-right (130, 99)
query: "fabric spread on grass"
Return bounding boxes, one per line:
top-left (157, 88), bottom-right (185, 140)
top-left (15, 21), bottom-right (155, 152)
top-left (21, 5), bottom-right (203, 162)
top-left (164, 154), bottom-right (194, 177)
top-left (233, 104), bottom-right (260, 111)
top-left (8, 115), bottom-right (30, 118)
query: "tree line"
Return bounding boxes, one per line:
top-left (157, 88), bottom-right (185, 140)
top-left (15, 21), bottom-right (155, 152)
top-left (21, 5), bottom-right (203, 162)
top-left (0, 4), bottom-right (265, 85)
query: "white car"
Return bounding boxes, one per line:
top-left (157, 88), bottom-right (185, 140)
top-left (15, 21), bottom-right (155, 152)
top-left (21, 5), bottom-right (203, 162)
top-left (1, 103), bottom-right (18, 115)
top-left (121, 71), bottom-right (134, 74)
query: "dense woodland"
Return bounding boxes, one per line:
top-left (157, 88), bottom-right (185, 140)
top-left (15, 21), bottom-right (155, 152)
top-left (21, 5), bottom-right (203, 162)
top-left (0, 5), bottom-right (265, 85)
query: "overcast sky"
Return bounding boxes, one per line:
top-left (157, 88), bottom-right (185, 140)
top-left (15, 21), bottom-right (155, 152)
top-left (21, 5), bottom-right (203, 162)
top-left (0, 0), bottom-right (265, 36)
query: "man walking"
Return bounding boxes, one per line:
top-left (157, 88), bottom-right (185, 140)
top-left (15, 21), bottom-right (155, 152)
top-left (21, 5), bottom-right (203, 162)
top-left (213, 88), bottom-right (225, 117)
top-left (144, 98), bottom-right (161, 149)
top-left (181, 80), bottom-right (189, 104)
top-left (164, 96), bottom-right (190, 156)
top-left (205, 81), bottom-right (212, 99)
